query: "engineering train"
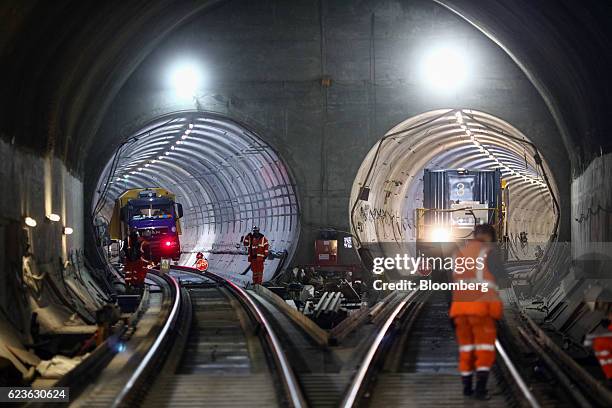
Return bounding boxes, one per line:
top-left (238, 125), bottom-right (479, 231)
top-left (109, 188), bottom-right (184, 262)
top-left (416, 168), bottom-right (508, 259)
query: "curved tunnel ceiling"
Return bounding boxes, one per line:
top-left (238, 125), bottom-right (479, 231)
top-left (350, 109), bottom-right (558, 260)
top-left (92, 112), bottom-right (300, 270)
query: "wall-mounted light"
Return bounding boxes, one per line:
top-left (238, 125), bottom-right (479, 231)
top-left (168, 60), bottom-right (202, 99)
top-left (46, 213), bottom-right (60, 222)
top-left (24, 217), bottom-right (37, 227)
top-left (63, 227), bottom-right (74, 235)
top-left (420, 44), bottom-right (470, 93)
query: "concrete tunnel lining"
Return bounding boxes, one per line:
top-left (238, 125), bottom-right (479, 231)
top-left (92, 111), bottom-right (300, 283)
top-left (350, 109), bottom-right (559, 261)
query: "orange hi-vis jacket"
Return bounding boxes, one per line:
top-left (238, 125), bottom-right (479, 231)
top-left (449, 240), bottom-right (503, 320)
top-left (243, 233), bottom-right (269, 263)
top-left (584, 322), bottom-right (612, 379)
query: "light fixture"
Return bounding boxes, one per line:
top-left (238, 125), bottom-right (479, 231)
top-left (165, 151), bottom-right (170, 155)
top-left (181, 134), bottom-right (188, 140)
top-left (168, 60), bottom-right (202, 98)
top-left (158, 155), bottom-right (163, 159)
top-left (189, 123), bottom-right (194, 129)
top-left (185, 129), bottom-right (191, 135)
top-left (24, 217), bottom-right (37, 227)
top-left (420, 44), bottom-right (470, 93)
top-left (46, 213), bottom-right (60, 222)
top-left (430, 227), bottom-right (452, 242)
top-left (171, 145), bottom-right (175, 150)
top-left (63, 227), bottom-right (74, 235)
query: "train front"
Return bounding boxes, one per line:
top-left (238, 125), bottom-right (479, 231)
top-left (416, 169), bottom-right (507, 263)
top-left (127, 195), bottom-right (182, 262)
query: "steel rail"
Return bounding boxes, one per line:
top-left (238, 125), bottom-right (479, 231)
top-left (110, 272), bottom-right (181, 407)
top-left (340, 290), bottom-right (418, 408)
top-left (495, 339), bottom-right (541, 408)
top-left (173, 266), bottom-right (307, 408)
top-left (340, 289), bottom-right (542, 408)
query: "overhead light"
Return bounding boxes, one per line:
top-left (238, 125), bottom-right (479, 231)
top-left (138, 167), bottom-right (143, 171)
top-left (46, 213), bottom-right (60, 222)
top-left (24, 217), bottom-right (37, 227)
top-left (171, 145), bottom-right (175, 150)
top-left (189, 123), bottom-right (194, 129)
top-left (63, 227), bottom-right (74, 235)
top-left (145, 164), bottom-right (150, 167)
top-left (152, 160), bottom-right (157, 163)
top-left (165, 151), bottom-right (170, 155)
top-left (168, 60), bottom-right (202, 98)
top-left (158, 155), bottom-right (164, 159)
top-left (181, 134), bottom-right (188, 140)
top-left (185, 129), bottom-right (191, 135)
top-left (420, 44), bottom-right (470, 93)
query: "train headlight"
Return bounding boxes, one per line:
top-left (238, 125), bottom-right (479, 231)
top-left (430, 227), bottom-right (452, 242)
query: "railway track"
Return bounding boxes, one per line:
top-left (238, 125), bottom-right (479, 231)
top-left (114, 267), bottom-right (306, 408)
top-left (340, 289), bottom-right (559, 408)
top-left (63, 268), bottom-right (612, 408)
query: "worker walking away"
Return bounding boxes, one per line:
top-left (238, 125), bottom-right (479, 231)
top-left (194, 252), bottom-right (209, 271)
top-left (449, 224), bottom-right (509, 400)
top-left (584, 305), bottom-right (612, 387)
top-left (242, 226), bottom-right (269, 285)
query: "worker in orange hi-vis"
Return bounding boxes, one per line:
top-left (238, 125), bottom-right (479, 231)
top-left (194, 252), bottom-right (209, 271)
top-left (584, 308), bottom-right (612, 386)
top-left (449, 224), bottom-right (509, 400)
top-left (242, 226), bottom-right (269, 285)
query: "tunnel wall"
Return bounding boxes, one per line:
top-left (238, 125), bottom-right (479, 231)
top-left (89, 0), bottom-right (571, 268)
top-left (0, 139), bottom-right (107, 338)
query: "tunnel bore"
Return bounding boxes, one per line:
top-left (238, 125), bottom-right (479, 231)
top-left (92, 112), bottom-right (300, 284)
top-left (350, 108), bottom-right (559, 263)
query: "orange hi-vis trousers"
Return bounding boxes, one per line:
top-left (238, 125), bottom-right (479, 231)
top-left (454, 315), bottom-right (497, 375)
top-left (251, 260), bottom-right (264, 285)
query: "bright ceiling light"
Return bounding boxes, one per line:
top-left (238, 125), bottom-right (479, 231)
top-left (24, 217), bottom-right (37, 227)
top-left (420, 45), bottom-right (470, 92)
top-left (63, 227), bottom-right (74, 235)
top-left (46, 213), bottom-right (60, 222)
top-left (430, 227), bottom-right (452, 242)
top-left (168, 61), bottom-right (202, 98)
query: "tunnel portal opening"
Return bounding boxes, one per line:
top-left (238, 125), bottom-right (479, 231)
top-left (350, 109), bottom-right (559, 264)
top-left (92, 112), bottom-right (300, 284)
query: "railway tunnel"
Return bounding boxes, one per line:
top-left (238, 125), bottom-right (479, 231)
top-left (1, 0), bottom-right (612, 406)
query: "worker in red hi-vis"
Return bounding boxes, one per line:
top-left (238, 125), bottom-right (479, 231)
top-left (449, 224), bottom-right (509, 400)
top-left (242, 226), bottom-right (269, 285)
top-left (194, 252), bottom-right (209, 271)
top-left (584, 309), bottom-right (612, 386)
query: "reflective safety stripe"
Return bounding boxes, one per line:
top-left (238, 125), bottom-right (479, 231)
top-left (460, 371), bottom-right (474, 376)
top-left (475, 344), bottom-right (496, 351)
top-left (475, 248), bottom-right (488, 282)
top-left (598, 358), bottom-right (612, 366)
top-left (476, 366), bottom-right (491, 372)
top-left (256, 253), bottom-right (266, 257)
top-left (595, 350), bottom-right (611, 357)
top-left (459, 345), bottom-right (474, 352)
top-left (585, 331), bottom-right (612, 339)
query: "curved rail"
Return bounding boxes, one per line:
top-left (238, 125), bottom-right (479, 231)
top-left (168, 266), bottom-right (307, 408)
top-left (111, 271), bottom-right (181, 407)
